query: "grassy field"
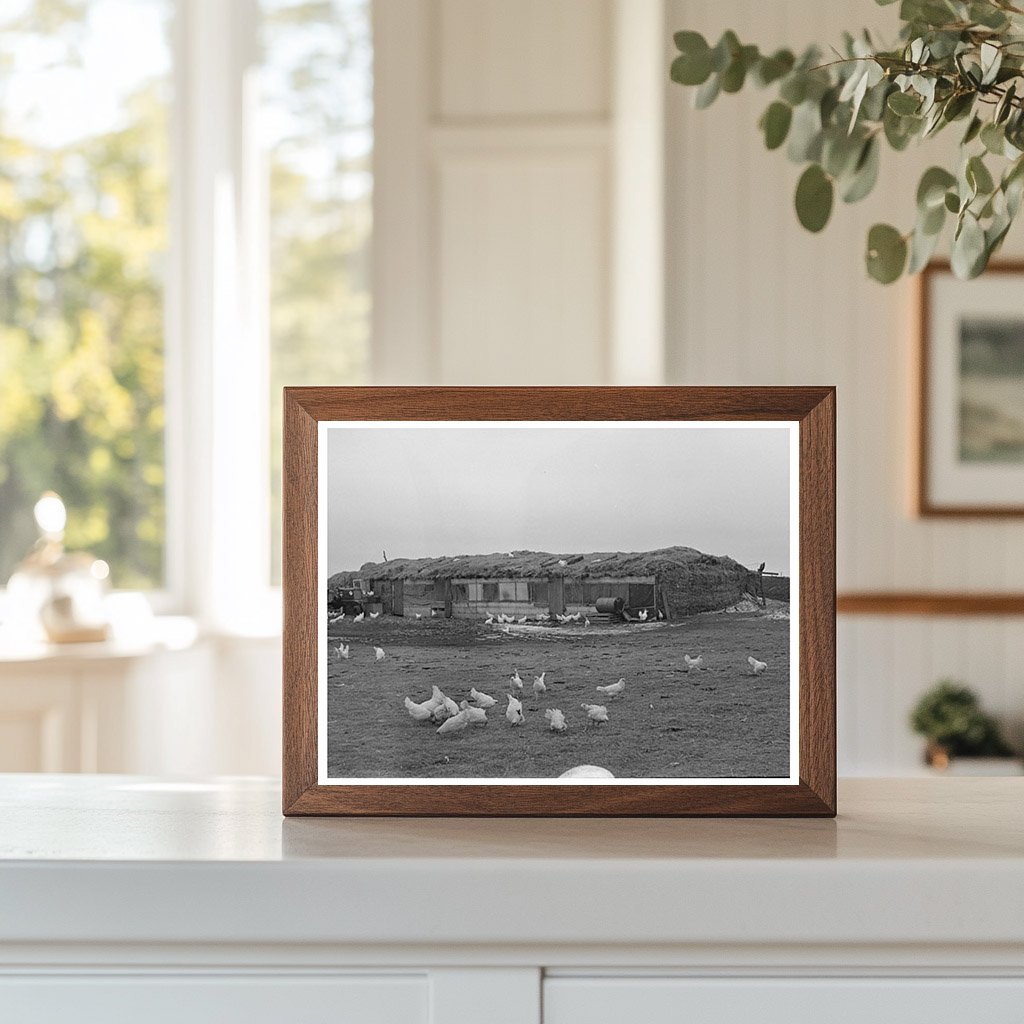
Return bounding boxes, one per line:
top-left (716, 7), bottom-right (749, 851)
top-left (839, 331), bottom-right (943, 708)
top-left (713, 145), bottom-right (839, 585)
top-left (325, 613), bottom-right (791, 780)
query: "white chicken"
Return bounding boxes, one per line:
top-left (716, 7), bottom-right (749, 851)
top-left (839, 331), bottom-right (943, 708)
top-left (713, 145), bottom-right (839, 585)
top-left (505, 694), bottom-right (524, 725)
top-left (353, 611), bottom-right (365, 623)
top-left (510, 669), bottom-right (524, 690)
top-left (584, 617), bottom-right (591, 627)
top-left (369, 611), bottom-right (380, 619)
top-left (334, 643), bottom-right (350, 660)
top-left (436, 710), bottom-right (469, 735)
top-left (533, 672), bottom-right (547, 696)
top-left (638, 609), bottom-right (648, 621)
top-left (581, 703), bottom-right (609, 723)
top-left (596, 678), bottom-right (625, 697)
top-left (438, 692), bottom-right (460, 718)
top-left (558, 765), bottom-right (614, 778)
top-left (517, 616), bottom-right (527, 625)
top-left (544, 708), bottom-right (567, 732)
top-left (683, 654), bottom-right (704, 672)
top-left (403, 696), bottom-right (434, 721)
top-left (748, 655), bottom-right (768, 675)
top-left (458, 702), bottom-right (488, 725)
top-left (374, 646), bottom-right (386, 661)
top-left (469, 686), bottom-right (497, 708)
top-left (485, 614), bottom-right (494, 625)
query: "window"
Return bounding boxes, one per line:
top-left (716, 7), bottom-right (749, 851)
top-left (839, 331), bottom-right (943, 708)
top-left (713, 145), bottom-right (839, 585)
top-left (0, 0), bottom-right (373, 620)
top-left (262, 0), bottom-right (372, 581)
top-left (0, 0), bottom-right (172, 589)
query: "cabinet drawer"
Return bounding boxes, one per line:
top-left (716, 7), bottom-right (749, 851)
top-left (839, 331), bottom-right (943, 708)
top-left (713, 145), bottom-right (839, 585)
top-left (544, 977), bottom-right (1024, 1024)
top-left (0, 974), bottom-right (427, 1024)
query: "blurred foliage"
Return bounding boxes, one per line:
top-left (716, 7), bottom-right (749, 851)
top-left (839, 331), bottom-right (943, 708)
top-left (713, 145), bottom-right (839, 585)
top-left (264, 0), bottom-right (372, 582)
top-left (909, 679), bottom-right (1015, 756)
top-left (671, 0), bottom-right (1024, 283)
top-left (0, 0), bottom-right (372, 590)
top-left (0, 0), bottom-right (169, 587)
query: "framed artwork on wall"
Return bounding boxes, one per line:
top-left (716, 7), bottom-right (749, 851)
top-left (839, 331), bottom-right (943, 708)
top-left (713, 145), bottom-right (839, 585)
top-left (918, 261), bottom-right (1024, 517)
top-left (282, 387), bottom-right (836, 816)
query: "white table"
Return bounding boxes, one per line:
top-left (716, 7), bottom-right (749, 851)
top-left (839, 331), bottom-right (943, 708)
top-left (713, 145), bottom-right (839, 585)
top-left (1, 776), bottom-right (1023, 1023)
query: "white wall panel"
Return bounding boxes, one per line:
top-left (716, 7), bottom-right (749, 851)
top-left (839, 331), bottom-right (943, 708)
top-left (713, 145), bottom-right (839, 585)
top-left (665, 0), bottom-right (1024, 773)
top-left (438, 0), bottom-right (611, 120)
top-left (437, 151), bottom-right (608, 384)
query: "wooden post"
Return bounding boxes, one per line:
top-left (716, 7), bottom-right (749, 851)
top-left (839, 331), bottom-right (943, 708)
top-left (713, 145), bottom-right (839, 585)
top-left (444, 578), bottom-right (453, 618)
top-left (392, 579), bottom-right (404, 617)
top-left (548, 575), bottom-right (565, 616)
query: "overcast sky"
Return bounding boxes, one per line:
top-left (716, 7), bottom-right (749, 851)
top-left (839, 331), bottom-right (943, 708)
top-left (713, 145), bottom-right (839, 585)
top-left (325, 424), bottom-right (793, 576)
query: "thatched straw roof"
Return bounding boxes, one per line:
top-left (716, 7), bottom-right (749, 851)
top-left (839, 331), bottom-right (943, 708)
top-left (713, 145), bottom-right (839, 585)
top-left (330, 546), bottom-right (751, 585)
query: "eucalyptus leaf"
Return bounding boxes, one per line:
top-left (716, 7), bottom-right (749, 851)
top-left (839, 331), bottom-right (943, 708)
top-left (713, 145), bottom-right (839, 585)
top-left (866, 223), bottom-right (908, 283)
top-left (951, 211), bottom-right (987, 278)
top-left (787, 100), bottom-right (823, 162)
top-left (842, 137), bottom-right (880, 203)
top-left (908, 221), bottom-right (943, 273)
top-left (917, 166), bottom-right (957, 210)
top-left (888, 90), bottom-right (921, 115)
top-left (967, 154), bottom-right (995, 195)
top-left (754, 49), bottom-right (795, 87)
top-left (981, 121), bottom-right (1005, 155)
top-left (760, 101), bottom-right (793, 150)
top-left (795, 164), bottom-right (834, 232)
top-left (694, 73), bottom-right (721, 109)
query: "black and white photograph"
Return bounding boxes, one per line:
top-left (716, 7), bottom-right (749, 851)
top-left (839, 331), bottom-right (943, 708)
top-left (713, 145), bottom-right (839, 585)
top-left (959, 317), bottom-right (1024, 464)
top-left (318, 421), bottom-right (798, 784)
top-left (919, 263), bottom-right (1024, 514)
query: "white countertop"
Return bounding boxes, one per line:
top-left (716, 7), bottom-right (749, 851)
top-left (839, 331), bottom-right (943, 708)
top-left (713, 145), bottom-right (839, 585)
top-left (2, 775), bottom-right (1022, 951)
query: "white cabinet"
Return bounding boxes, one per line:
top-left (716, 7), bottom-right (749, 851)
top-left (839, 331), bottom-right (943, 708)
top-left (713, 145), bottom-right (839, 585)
top-left (544, 977), bottom-right (1024, 1024)
top-left (1, 778), bottom-right (1022, 1024)
top-left (1, 975), bottom-right (428, 1024)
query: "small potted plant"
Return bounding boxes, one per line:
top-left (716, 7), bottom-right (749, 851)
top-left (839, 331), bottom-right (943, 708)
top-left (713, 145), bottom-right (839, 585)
top-left (909, 680), bottom-right (1020, 774)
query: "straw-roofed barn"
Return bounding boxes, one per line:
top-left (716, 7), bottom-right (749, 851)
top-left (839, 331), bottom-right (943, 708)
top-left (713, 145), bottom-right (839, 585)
top-left (328, 546), bottom-right (764, 620)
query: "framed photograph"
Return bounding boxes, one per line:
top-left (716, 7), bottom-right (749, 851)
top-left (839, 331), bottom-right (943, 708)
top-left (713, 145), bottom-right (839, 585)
top-left (283, 387), bottom-right (835, 816)
top-left (918, 261), bottom-right (1024, 516)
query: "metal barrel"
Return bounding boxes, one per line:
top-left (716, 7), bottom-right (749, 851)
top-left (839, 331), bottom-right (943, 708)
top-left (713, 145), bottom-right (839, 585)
top-left (594, 597), bottom-right (624, 614)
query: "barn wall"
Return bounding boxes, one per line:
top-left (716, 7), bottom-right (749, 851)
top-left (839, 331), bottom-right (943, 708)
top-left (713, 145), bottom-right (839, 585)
top-left (660, 565), bottom-right (750, 617)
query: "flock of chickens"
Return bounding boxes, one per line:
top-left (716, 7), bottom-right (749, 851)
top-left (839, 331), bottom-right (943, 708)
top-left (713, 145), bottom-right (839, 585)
top-left (329, 610), bottom-right (771, 738)
top-left (398, 669), bottom-right (627, 736)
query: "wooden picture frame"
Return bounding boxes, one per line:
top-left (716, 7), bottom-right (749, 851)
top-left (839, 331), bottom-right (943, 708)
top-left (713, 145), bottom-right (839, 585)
top-left (917, 260), bottom-right (1024, 517)
top-left (283, 387), bottom-right (836, 816)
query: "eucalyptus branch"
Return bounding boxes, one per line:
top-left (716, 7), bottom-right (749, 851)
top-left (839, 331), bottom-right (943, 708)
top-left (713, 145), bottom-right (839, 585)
top-left (670, 0), bottom-right (1024, 283)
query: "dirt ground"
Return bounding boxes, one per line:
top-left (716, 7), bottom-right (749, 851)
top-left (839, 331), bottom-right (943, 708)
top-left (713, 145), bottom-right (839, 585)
top-left (325, 613), bottom-right (791, 780)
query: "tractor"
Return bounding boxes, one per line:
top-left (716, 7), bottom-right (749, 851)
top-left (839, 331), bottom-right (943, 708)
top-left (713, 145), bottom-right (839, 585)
top-left (328, 580), bottom-right (377, 617)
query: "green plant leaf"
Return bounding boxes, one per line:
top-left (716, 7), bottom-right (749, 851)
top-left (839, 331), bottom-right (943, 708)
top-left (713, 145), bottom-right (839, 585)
top-left (787, 100), bottom-right (823, 162)
top-left (962, 115), bottom-right (983, 145)
top-left (981, 121), bottom-right (1005, 155)
top-left (710, 30), bottom-right (740, 73)
top-left (759, 101), bottom-right (792, 150)
top-left (779, 73), bottom-right (807, 106)
top-left (694, 73), bottom-right (721, 109)
top-left (795, 164), bottom-right (834, 232)
top-left (888, 90), bottom-right (921, 115)
top-left (721, 44), bottom-right (759, 92)
top-left (951, 211), bottom-right (987, 278)
top-left (917, 166), bottom-right (957, 210)
top-left (842, 136), bottom-right (880, 203)
top-left (866, 223), bottom-right (907, 283)
top-left (671, 32), bottom-right (713, 86)
top-left (908, 221), bottom-right (942, 273)
top-left (753, 49), bottom-right (794, 87)
top-left (967, 154), bottom-right (995, 195)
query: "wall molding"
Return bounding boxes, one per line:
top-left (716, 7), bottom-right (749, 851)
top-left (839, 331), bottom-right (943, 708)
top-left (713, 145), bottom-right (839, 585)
top-left (837, 592), bottom-right (1024, 616)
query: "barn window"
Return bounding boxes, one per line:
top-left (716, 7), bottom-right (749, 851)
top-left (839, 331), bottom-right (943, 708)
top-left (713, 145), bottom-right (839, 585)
top-left (482, 582), bottom-right (499, 602)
